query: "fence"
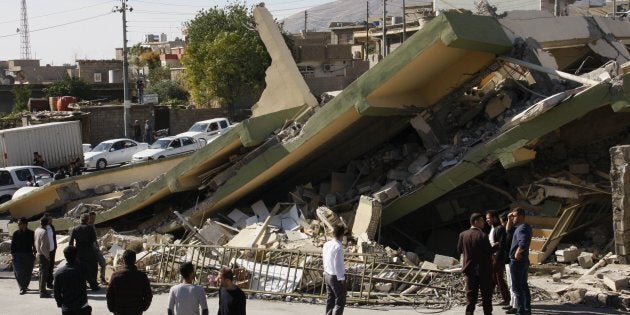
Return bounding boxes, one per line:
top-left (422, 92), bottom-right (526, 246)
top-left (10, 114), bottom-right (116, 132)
top-left (147, 243), bottom-right (464, 305)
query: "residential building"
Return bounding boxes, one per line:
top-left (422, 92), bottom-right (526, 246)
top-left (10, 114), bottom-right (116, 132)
top-left (76, 60), bottom-right (123, 84)
top-left (3, 60), bottom-right (73, 84)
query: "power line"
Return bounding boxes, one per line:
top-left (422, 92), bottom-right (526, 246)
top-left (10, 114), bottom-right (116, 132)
top-left (0, 12), bottom-right (113, 38)
top-left (0, 0), bottom-right (115, 25)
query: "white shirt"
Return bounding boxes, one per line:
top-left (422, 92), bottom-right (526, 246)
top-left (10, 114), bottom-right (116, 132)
top-left (322, 239), bottom-right (345, 280)
top-left (168, 283), bottom-right (208, 315)
top-left (489, 225), bottom-right (496, 246)
top-left (46, 225), bottom-right (55, 250)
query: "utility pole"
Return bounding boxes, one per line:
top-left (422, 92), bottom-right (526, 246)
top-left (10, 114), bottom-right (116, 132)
top-left (365, 1), bottom-right (369, 61)
top-left (402, 0), bottom-right (407, 42)
top-left (19, 0), bottom-right (31, 60)
top-left (613, 0), bottom-right (617, 19)
top-left (382, 0), bottom-right (387, 58)
top-left (304, 11), bottom-right (308, 38)
top-left (113, 0), bottom-right (132, 138)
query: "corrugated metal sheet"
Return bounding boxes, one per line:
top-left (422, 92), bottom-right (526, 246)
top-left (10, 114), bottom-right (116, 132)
top-left (0, 121), bottom-right (83, 168)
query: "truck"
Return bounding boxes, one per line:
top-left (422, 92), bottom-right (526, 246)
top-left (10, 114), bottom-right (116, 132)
top-left (175, 117), bottom-right (234, 145)
top-left (0, 121), bottom-right (83, 169)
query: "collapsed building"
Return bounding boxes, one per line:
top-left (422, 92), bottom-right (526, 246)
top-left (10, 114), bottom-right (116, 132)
top-left (3, 6), bottom-right (630, 309)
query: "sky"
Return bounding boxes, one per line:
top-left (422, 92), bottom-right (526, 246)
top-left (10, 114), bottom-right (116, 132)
top-left (0, 0), bottom-right (331, 65)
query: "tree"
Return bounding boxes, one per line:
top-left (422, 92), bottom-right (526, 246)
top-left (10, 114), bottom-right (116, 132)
top-left (43, 77), bottom-right (92, 100)
top-left (182, 2), bottom-right (271, 114)
top-left (146, 80), bottom-right (188, 104)
top-left (11, 84), bottom-right (31, 113)
top-left (129, 43), bottom-right (152, 69)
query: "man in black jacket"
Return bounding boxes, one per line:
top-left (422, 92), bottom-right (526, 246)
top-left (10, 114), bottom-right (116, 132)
top-left (218, 267), bottom-right (246, 315)
top-left (458, 213), bottom-right (492, 315)
top-left (486, 210), bottom-right (510, 305)
top-left (107, 250), bottom-right (153, 315)
top-left (11, 217), bottom-right (35, 295)
top-left (54, 245), bottom-right (92, 315)
top-left (69, 214), bottom-right (99, 291)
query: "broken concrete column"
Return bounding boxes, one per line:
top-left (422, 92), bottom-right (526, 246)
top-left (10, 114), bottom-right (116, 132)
top-left (410, 115), bottom-right (440, 151)
top-left (610, 145), bottom-right (630, 263)
top-left (351, 196), bottom-right (382, 242)
top-left (372, 181), bottom-right (400, 203)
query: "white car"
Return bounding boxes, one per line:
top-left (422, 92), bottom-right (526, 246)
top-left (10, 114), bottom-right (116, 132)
top-left (177, 117), bottom-right (233, 145)
top-left (84, 138), bottom-right (149, 170)
top-left (0, 166), bottom-right (54, 203)
top-left (131, 136), bottom-right (201, 164)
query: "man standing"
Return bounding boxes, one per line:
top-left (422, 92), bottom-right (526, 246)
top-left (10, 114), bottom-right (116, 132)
top-left (167, 262), bottom-right (208, 315)
top-left (33, 152), bottom-right (45, 167)
top-left (54, 245), bottom-right (92, 315)
top-left (217, 267), bottom-right (246, 315)
top-left (136, 78), bottom-right (145, 104)
top-left (107, 250), bottom-right (153, 315)
top-left (11, 217), bottom-right (35, 295)
top-left (69, 214), bottom-right (99, 291)
top-left (458, 213), bottom-right (492, 315)
top-left (501, 212), bottom-right (517, 313)
top-left (133, 120), bottom-right (142, 142)
top-left (323, 225), bottom-right (346, 315)
top-left (46, 215), bottom-right (57, 289)
top-left (486, 210), bottom-right (510, 305)
top-left (34, 216), bottom-right (51, 298)
top-left (143, 120), bottom-right (153, 144)
top-left (87, 211), bottom-right (107, 284)
top-left (508, 207), bottom-right (533, 315)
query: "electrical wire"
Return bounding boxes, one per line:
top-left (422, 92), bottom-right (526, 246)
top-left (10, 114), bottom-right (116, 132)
top-left (0, 0), bottom-right (116, 25)
top-left (0, 12), bottom-right (113, 38)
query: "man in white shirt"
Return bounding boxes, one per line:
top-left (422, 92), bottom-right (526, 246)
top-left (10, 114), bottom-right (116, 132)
top-left (168, 262), bottom-right (208, 315)
top-left (45, 215), bottom-right (57, 289)
top-left (322, 225), bottom-right (346, 315)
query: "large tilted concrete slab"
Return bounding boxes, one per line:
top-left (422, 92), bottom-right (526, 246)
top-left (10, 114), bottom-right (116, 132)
top-left (158, 12), bottom-right (514, 229)
top-left (382, 74), bottom-right (630, 225)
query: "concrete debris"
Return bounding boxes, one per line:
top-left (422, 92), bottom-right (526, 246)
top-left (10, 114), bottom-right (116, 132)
top-left (578, 252), bottom-right (595, 269)
top-left (556, 246), bottom-right (581, 263)
top-left (372, 181), bottom-right (400, 204)
top-left (316, 206), bottom-right (345, 233)
top-left (351, 196), bottom-right (382, 242)
top-left (198, 220), bottom-right (237, 245)
top-left (603, 272), bottom-right (630, 291)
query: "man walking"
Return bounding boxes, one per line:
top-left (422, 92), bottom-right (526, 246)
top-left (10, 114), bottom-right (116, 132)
top-left (54, 245), bottom-right (92, 315)
top-left (167, 262), bottom-right (208, 315)
top-left (486, 210), bottom-right (510, 305)
top-left (69, 214), bottom-right (99, 291)
top-left (11, 217), bottom-right (35, 294)
top-left (217, 267), bottom-right (246, 315)
top-left (46, 215), bottom-right (57, 289)
top-left (34, 216), bottom-right (51, 298)
top-left (323, 225), bottom-right (346, 315)
top-left (458, 213), bottom-right (492, 315)
top-left (107, 250), bottom-right (153, 315)
top-left (88, 211), bottom-right (107, 284)
top-left (507, 207), bottom-right (533, 315)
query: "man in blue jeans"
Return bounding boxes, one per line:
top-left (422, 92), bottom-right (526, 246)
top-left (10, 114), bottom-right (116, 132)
top-left (507, 207), bottom-right (532, 315)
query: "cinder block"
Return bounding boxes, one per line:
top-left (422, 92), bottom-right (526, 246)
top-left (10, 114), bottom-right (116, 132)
top-left (603, 272), bottom-right (629, 291)
top-left (578, 253), bottom-right (594, 269)
top-left (556, 246), bottom-right (580, 263)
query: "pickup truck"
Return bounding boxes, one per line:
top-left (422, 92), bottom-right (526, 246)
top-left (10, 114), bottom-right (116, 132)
top-left (176, 118), bottom-right (233, 145)
top-left (0, 166), bottom-right (54, 203)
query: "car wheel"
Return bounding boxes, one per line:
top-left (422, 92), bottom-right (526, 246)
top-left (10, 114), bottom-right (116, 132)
top-left (0, 195), bottom-right (10, 204)
top-left (96, 159), bottom-right (107, 170)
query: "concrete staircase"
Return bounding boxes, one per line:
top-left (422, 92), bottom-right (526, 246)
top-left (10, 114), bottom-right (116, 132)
top-left (526, 216), bottom-right (560, 265)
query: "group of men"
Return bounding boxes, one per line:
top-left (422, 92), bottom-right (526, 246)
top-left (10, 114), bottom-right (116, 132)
top-left (458, 207), bottom-right (533, 315)
top-left (12, 213), bottom-right (247, 314)
top-left (132, 120), bottom-right (153, 144)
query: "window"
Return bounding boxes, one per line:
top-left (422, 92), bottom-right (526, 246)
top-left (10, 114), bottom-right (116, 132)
top-left (94, 72), bottom-right (102, 83)
top-left (15, 169), bottom-right (31, 181)
top-left (209, 123), bottom-right (219, 131)
top-left (124, 141), bottom-right (137, 148)
top-left (112, 141), bottom-right (125, 151)
top-left (170, 139), bottom-right (181, 148)
top-left (181, 137), bottom-right (194, 146)
top-left (32, 167), bottom-right (52, 179)
top-left (0, 171), bottom-right (13, 186)
top-left (298, 65), bottom-right (315, 78)
top-left (219, 120), bottom-right (228, 129)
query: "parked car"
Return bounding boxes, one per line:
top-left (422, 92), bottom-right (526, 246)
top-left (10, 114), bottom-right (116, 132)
top-left (131, 136), bottom-right (201, 164)
top-left (84, 138), bottom-right (149, 170)
top-left (176, 117), bottom-right (233, 144)
top-left (0, 166), bottom-right (54, 203)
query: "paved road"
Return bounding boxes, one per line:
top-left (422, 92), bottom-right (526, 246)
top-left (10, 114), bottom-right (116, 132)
top-left (0, 272), bottom-right (624, 314)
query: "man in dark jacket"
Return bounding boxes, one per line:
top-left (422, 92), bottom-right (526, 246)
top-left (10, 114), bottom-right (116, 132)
top-left (218, 267), bottom-right (246, 315)
top-left (107, 250), bottom-right (153, 315)
top-left (69, 214), bottom-right (99, 291)
top-left (11, 217), bottom-right (35, 294)
top-left (486, 210), bottom-right (510, 305)
top-left (458, 213), bottom-right (492, 315)
top-left (54, 245), bottom-right (92, 315)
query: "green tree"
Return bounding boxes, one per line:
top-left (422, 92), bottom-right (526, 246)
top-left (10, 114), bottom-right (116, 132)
top-left (147, 66), bottom-right (171, 86)
top-left (182, 2), bottom-right (271, 114)
top-left (11, 84), bottom-right (31, 113)
top-left (43, 77), bottom-right (92, 100)
top-left (129, 43), bottom-right (153, 69)
top-left (146, 80), bottom-right (188, 104)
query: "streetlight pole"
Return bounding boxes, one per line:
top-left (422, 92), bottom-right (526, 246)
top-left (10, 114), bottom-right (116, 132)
top-left (114, 0), bottom-right (132, 138)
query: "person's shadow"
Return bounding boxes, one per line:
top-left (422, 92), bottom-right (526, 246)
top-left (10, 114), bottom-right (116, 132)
top-left (530, 303), bottom-right (626, 314)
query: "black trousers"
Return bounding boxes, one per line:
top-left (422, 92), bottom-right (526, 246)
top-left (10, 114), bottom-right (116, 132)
top-left (464, 271), bottom-right (492, 315)
top-left (47, 249), bottom-right (56, 286)
top-left (62, 305), bottom-right (92, 315)
top-left (13, 253), bottom-right (34, 290)
top-left (324, 273), bottom-right (346, 315)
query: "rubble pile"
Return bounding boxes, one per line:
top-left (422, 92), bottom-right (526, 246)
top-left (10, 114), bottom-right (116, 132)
top-left (63, 181), bottom-right (150, 220)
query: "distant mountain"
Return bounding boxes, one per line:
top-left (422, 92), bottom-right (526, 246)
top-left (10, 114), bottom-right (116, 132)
top-left (281, 0), bottom-right (432, 34)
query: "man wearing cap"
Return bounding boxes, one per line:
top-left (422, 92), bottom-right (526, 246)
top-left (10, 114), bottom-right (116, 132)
top-left (11, 217), bottom-right (35, 295)
top-left (70, 213), bottom-right (99, 291)
top-left (458, 213), bottom-right (493, 315)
